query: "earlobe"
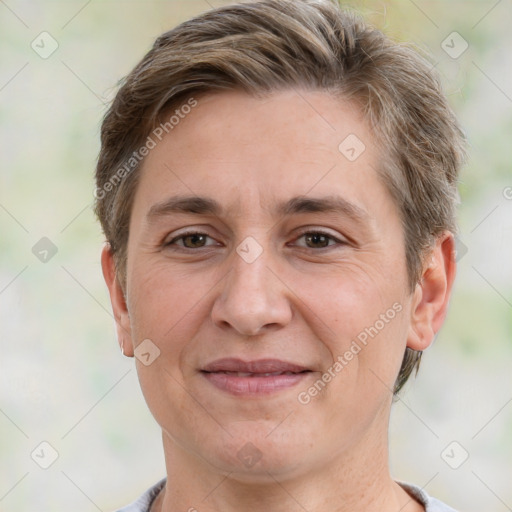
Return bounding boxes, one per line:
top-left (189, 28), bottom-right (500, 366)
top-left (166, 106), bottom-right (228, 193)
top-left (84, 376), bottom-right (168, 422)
top-left (407, 232), bottom-right (456, 351)
top-left (101, 244), bottom-right (135, 357)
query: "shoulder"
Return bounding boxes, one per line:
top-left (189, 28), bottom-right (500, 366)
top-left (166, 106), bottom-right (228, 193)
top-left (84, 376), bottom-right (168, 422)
top-left (398, 481), bottom-right (459, 512)
top-left (113, 478), bottom-right (166, 512)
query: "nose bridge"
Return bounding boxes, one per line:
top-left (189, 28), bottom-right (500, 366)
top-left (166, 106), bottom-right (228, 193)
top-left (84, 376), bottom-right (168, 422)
top-left (211, 236), bottom-right (291, 335)
top-left (228, 239), bottom-right (273, 307)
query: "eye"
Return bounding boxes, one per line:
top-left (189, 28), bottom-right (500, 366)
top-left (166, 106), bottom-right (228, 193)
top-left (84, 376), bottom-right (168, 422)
top-left (165, 232), bottom-right (218, 249)
top-left (164, 229), bottom-right (345, 251)
top-left (293, 230), bottom-right (344, 249)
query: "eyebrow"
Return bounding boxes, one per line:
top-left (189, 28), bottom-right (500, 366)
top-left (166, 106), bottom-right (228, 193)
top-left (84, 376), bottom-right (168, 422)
top-left (146, 195), bottom-right (369, 223)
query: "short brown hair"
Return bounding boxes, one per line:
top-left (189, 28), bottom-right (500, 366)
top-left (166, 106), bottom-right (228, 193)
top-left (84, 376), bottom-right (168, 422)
top-left (94, 0), bottom-right (466, 394)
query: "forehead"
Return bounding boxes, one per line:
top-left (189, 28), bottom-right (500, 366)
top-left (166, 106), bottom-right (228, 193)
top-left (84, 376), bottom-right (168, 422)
top-left (132, 89), bottom-right (393, 220)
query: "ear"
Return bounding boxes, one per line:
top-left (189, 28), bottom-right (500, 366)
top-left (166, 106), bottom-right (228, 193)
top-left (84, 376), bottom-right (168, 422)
top-left (407, 232), bottom-right (456, 351)
top-left (101, 244), bottom-right (134, 357)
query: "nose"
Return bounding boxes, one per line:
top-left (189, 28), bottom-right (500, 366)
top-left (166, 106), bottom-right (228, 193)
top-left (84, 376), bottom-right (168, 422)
top-left (211, 245), bottom-right (293, 336)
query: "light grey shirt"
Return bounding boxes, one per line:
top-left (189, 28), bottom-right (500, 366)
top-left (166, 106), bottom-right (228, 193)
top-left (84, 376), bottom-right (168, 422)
top-left (114, 478), bottom-right (458, 511)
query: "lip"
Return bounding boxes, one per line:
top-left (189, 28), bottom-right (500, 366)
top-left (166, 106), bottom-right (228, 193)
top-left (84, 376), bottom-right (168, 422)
top-left (201, 358), bottom-right (312, 396)
top-left (202, 358), bottom-right (310, 374)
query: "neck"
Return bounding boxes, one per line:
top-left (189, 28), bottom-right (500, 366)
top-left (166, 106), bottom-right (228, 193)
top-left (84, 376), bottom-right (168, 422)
top-left (153, 411), bottom-right (424, 512)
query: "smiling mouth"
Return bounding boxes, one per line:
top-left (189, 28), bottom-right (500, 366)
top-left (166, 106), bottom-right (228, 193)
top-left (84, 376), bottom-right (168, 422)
top-left (201, 370), bottom-right (312, 396)
top-left (201, 357), bottom-right (311, 374)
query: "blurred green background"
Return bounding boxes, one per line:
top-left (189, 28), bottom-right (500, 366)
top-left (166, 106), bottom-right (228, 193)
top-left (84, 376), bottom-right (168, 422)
top-left (1, 0), bottom-right (511, 510)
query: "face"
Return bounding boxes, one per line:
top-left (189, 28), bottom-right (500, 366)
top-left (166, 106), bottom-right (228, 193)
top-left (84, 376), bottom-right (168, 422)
top-left (103, 89), bottom-right (453, 481)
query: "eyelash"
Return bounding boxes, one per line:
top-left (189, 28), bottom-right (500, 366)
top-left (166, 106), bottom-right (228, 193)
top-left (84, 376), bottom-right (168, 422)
top-left (165, 229), bottom-right (345, 250)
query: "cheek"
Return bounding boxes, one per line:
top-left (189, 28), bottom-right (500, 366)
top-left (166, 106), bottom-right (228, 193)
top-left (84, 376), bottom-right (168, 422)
top-left (127, 259), bottom-right (218, 342)
top-left (126, 262), bottom-right (220, 404)
top-left (358, 304), bottom-right (409, 371)
top-left (297, 267), bottom-right (410, 388)
top-left (295, 264), bottom-right (402, 338)
top-left (128, 266), bottom-right (214, 433)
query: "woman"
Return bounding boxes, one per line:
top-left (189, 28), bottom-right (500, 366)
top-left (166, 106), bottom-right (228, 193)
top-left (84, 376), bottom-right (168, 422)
top-left (95, 1), bottom-right (465, 510)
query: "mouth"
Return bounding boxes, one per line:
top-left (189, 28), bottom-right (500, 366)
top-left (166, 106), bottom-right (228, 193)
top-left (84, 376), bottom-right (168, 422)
top-left (201, 358), bottom-right (313, 396)
top-left (202, 357), bottom-right (311, 374)
top-left (207, 370), bottom-right (309, 377)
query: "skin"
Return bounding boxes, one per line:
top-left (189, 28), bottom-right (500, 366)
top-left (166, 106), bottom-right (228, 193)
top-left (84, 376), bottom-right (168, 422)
top-left (102, 89), bottom-right (455, 512)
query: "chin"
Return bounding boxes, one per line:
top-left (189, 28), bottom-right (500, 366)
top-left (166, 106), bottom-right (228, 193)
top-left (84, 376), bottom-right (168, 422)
top-left (199, 427), bottom-right (310, 482)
